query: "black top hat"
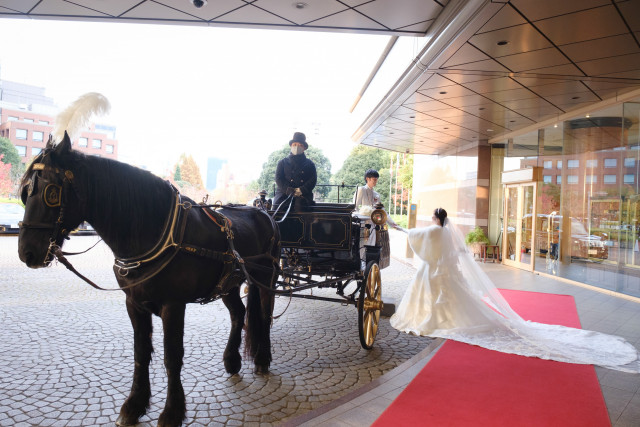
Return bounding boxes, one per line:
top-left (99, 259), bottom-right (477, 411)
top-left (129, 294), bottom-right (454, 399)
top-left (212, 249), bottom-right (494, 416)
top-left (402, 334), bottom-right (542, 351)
top-left (289, 132), bottom-right (308, 149)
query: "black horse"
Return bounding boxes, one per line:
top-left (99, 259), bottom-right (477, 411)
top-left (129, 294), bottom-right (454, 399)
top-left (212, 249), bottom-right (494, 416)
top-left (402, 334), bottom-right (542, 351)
top-left (17, 133), bottom-right (280, 426)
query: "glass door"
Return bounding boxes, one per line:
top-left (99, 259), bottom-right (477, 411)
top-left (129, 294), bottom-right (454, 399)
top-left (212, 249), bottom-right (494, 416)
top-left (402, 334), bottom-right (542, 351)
top-left (503, 183), bottom-right (536, 271)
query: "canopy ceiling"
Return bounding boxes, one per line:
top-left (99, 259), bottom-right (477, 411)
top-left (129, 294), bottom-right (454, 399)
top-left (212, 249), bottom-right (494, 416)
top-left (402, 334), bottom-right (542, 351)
top-left (353, 0), bottom-right (640, 155)
top-left (0, 0), bottom-right (447, 35)
top-left (2, 0), bottom-right (640, 155)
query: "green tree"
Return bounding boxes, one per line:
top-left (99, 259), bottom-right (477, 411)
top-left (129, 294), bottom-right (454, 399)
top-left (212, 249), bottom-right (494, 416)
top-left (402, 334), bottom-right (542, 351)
top-left (256, 145), bottom-right (332, 200)
top-left (330, 145), bottom-right (392, 205)
top-left (174, 164), bottom-right (182, 181)
top-left (0, 137), bottom-right (20, 167)
top-left (0, 137), bottom-right (25, 196)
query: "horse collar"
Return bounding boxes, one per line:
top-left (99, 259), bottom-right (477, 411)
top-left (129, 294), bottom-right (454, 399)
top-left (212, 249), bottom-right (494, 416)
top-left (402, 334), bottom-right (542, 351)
top-left (114, 187), bottom-right (185, 273)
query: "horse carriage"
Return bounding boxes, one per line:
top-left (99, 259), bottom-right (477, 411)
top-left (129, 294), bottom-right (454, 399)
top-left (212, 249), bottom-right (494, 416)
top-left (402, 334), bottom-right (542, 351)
top-left (264, 194), bottom-right (391, 350)
top-left (17, 131), bottom-right (391, 426)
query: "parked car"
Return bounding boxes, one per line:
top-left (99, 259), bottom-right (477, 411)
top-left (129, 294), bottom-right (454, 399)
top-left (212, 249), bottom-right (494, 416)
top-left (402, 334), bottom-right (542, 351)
top-left (0, 202), bottom-right (25, 234)
top-left (520, 214), bottom-right (608, 260)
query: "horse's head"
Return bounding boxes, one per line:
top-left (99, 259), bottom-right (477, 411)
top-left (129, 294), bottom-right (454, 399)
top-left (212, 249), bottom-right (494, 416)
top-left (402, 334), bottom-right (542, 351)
top-left (18, 132), bottom-right (86, 268)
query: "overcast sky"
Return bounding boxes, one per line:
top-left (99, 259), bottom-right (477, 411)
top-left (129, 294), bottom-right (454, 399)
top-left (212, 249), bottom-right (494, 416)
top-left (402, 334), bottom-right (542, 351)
top-left (0, 18), bottom-right (392, 183)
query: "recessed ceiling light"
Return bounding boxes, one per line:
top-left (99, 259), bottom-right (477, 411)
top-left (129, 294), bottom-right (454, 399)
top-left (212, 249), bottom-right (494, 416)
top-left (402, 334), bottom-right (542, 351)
top-left (479, 107), bottom-right (485, 111)
top-left (554, 123), bottom-right (558, 128)
top-left (571, 96), bottom-right (580, 100)
top-left (444, 127), bottom-right (449, 130)
top-left (487, 129), bottom-right (494, 132)
top-left (409, 115), bottom-right (415, 118)
top-left (439, 91), bottom-right (447, 95)
top-left (293, 2), bottom-right (307, 9)
top-left (509, 120), bottom-right (515, 123)
top-left (586, 114), bottom-right (590, 118)
top-left (390, 132), bottom-right (395, 134)
top-left (497, 40), bottom-right (509, 46)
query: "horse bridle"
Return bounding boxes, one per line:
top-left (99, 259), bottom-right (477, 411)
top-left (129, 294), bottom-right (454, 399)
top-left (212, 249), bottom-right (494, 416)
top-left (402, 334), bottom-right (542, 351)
top-left (19, 162), bottom-right (80, 265)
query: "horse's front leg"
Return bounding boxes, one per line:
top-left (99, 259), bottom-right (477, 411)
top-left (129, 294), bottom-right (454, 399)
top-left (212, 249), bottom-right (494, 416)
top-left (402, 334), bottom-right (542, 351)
top-left (222, 287), bottom-right (245, 374)
top-left (116, 297), bottom-right (153, 426)
top-left (158, 303), bottom-right (187, 427)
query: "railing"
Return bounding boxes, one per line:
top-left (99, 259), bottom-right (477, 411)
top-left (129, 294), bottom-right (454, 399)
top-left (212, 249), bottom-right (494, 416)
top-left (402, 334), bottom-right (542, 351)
top-left (269, 183), bottom-right (359, 204)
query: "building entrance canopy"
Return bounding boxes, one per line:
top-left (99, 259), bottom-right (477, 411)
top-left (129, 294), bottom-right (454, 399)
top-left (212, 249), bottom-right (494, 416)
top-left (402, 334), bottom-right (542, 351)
top-left (1, 0), bottom-right (639, 155)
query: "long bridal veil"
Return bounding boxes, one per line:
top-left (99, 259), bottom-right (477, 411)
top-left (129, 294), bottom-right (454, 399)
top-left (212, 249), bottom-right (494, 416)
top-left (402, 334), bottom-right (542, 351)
top-left (391, 218), bottom-right (640, 373)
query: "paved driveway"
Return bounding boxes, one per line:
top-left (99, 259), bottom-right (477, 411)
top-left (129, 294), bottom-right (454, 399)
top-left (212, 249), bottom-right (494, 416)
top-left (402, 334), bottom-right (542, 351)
top-left (0, 236), bottom-right (429, 426)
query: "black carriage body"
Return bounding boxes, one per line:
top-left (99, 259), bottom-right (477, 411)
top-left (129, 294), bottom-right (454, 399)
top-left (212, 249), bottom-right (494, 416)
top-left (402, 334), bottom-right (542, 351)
top-left (269, 201), bottom-right (388, 350)
top-left (275, 203), bottom-right (363, 275)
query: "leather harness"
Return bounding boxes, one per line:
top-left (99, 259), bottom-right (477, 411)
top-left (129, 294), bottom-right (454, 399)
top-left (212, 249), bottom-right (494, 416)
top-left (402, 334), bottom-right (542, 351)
top-left (21, 160), bottom-right (278, 301)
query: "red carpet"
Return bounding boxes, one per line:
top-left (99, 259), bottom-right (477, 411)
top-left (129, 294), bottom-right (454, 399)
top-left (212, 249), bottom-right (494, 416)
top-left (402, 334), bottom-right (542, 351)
top-left (373, 290), bottom-right (610, 427)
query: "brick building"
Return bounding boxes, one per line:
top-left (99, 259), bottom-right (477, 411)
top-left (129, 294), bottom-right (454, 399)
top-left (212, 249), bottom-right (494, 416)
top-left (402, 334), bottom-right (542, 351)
top-left (0, 80), bottom-right (118, 162)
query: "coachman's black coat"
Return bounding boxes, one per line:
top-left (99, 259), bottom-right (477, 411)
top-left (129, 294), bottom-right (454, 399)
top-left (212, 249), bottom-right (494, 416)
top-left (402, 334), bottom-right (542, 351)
top-left (274, 153), bottom-right (317, 206)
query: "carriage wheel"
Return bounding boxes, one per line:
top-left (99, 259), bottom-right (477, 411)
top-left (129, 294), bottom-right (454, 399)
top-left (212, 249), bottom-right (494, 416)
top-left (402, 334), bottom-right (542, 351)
top-left (358, 261), bottom-right (383, 350)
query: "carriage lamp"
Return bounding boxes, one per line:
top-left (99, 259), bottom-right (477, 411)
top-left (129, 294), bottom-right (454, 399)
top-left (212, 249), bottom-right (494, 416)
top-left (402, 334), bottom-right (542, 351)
top-left (371, 208), bottom-right (387, 226)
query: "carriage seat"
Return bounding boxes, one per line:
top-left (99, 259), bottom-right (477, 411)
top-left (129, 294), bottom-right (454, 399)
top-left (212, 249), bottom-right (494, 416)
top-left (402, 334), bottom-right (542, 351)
top-left (308, 202), bottom-right (355, 214)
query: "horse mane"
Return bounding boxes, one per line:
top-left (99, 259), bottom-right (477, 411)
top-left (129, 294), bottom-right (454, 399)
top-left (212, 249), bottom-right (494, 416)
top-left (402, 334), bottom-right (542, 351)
top-left (68, 150), bottom-right (174, 257)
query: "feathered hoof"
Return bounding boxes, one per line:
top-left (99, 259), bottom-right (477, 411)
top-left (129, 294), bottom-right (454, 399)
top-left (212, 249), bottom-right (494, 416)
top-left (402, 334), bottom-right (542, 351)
top-left (115, 413), bottom-right (140, 427)
top-left (254, 364), bottom-right (270, 375)
top-left (224, 356), bottom-right (242, 375)
top-left (158, 409), bottom-right (185, 427)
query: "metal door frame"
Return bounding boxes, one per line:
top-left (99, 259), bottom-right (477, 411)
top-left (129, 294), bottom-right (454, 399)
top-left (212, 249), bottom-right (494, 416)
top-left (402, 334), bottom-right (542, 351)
top-left (503, 182), bottom-right (537, 271)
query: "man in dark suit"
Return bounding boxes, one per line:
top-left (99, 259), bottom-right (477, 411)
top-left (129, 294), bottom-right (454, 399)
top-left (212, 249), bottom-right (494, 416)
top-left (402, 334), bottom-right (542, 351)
top-left (274, 132), bottom-right (317, 210)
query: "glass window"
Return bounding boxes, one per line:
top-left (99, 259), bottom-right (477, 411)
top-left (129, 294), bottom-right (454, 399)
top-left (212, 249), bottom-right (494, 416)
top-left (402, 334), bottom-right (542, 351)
top-left (16, 145), bottom-right (26, 157)
top-left (78, 137), bottom-right (88, 147)
top-left (33, 131), bottom-right (44, 142)
top-left (23, 118), bottom-right (34, 123)
top-left (624, 158), bottom-right (635, 168)
top-left (624, 174), bottom-right (634, 184)
top-left (105, 144), bottom-right (114, 154)
top-left (567, 159), bottom-right (579, 168)
top-left (8, 116), bottom-right (18, 121)
top-left (557, 160), bottom-right (562, 169)
top-left (16, 129), bottom-right (27, 139)
top-left (556, 175), bottom-right (562, 184)
top-left (31, 147), bottom-right (42, 156)
top-left (586, 159), bottom-right (597, 168)
top-left (604, 158), bottom-right (617, 168)
top-left (543, 175), bottom-right (552, 183)
top-left (39, 120), bottom-right (49, 125)
top-left (567, 175), bottom-right (578, 184)
top-left (586, 175), bottom-right (597, 184)
top-left (92, 139), bottom-right (102, 149)
top-left (543, 161), bottom-right (552, 169)
top-left (604, 174), bottom-right (617, 184)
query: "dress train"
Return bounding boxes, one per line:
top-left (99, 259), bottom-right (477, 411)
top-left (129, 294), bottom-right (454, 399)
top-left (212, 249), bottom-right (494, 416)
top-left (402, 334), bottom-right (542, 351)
top-left (390, 221), bottom-right (640, 373)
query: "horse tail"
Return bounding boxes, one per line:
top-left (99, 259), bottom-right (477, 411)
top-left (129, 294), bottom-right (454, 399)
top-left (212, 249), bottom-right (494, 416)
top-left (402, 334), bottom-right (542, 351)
top-left (245, 279), bottom-right (267, 363)
top-left (244, 209), bottom-right (280, 372)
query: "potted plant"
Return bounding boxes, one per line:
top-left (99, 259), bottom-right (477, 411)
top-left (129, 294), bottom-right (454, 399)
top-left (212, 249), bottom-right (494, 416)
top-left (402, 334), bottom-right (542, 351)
top-left (465, 226), bottom-right (490, 256)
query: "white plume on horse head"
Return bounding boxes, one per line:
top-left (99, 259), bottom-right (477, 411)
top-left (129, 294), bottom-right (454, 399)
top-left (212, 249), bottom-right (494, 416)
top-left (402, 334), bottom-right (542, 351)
top-left (52, 92), bottom-right (111, 143)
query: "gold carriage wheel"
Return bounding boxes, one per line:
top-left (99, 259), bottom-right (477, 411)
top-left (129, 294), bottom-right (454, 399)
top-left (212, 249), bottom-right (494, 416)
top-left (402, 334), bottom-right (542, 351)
top-left (358, 261), bottom-right (382, 350)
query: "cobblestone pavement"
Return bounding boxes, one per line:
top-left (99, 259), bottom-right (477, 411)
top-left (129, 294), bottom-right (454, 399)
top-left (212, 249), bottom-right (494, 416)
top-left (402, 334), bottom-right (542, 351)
top-left (0, 236), bottom-right (429, 426)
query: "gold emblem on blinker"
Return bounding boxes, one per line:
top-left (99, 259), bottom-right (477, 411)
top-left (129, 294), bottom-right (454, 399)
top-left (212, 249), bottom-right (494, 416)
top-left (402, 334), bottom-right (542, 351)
top-left (43, 184), bottom-right (62, 207)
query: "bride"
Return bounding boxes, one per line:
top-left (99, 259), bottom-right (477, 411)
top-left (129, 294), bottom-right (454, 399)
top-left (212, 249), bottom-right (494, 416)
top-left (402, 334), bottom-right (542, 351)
top-left (390, 208), bottom-right (640, 373)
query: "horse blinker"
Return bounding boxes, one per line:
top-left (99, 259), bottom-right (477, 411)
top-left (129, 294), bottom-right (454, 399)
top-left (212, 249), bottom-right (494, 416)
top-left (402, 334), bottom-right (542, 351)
top-left (43, 184), bottom-right (62, 207)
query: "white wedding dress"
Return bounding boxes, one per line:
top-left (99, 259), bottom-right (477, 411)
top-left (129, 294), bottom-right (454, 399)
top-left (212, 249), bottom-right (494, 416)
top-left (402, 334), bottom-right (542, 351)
top-left (390, 219), bottom-right (640, 373)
